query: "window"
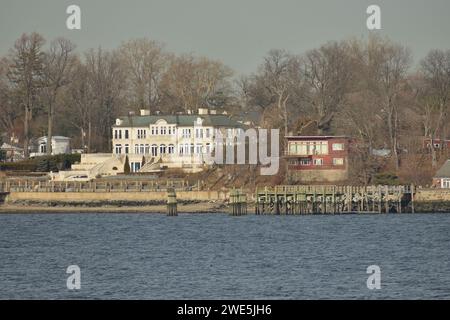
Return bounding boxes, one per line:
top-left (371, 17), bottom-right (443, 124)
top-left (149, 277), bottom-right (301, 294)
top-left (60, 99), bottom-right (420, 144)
top-left (168, 127), bottom-right (171, 135)
top-left (289, 143), bottom-right (296, 155)
top-left (124, 144), bottom-right (129, 154)
top-left (205, 128), bottom-right (210, 138)
top-left (299, 158), bottom-right (311, 166)
top-left (195, 144), bottom-right (203, 154)
top-left (114, 130), bottom-right (118, 139)
top-left (135, 144), bottom-right (140, 154)
top-left (183, 129), bottom-right (191, 138)
top-left (151, 127), bottom-right (155, 135)
top-left (297, 144), bottom-right (307, 155)
top-left (131, 162), bottom-right (141, 173)
top-left (168, 144), bottom-right (175, 154)
top-left (332, 143), bottom-right (344, 151)
top-left (145, 144), bottom-right (150, 154)
top-left (161, 126), bottom-right (166, 135)
top-left (124, 130), bottom-right (129, 139)
top-left (313, 158), bottom-right (323, 166)
top-left (205, 143), bottom-right (211, 154)
top-left (196, 128), bottom-right (203, 139)
top-left (159, 144), bottom-right (166, 154)
top-left (140, 144), bottom-right (145, 154)
top-left (137, 129), bottom-right (146, 139)
top-left (333, 158), bottom-right (344, 165)
top-left (151, 144), bottom-right (158, 157)
top-left (443, 179), bottom-right (450, 189)
top-left (115, 144), bottom-right (122, 154)
top-left (288, 141), bottom-right (329, 155)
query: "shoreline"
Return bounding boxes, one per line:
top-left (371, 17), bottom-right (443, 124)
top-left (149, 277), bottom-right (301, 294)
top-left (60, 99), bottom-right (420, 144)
top-left (1, 203), bottom-right (450, 214)
top-left (0, 202), bottom-right (228, 214)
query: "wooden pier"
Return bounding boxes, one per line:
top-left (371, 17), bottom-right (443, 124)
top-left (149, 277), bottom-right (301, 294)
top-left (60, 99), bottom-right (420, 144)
top-left (255, 185), bottom-right (415, 215)
top-left (229, 188), bottom-right (248, 216)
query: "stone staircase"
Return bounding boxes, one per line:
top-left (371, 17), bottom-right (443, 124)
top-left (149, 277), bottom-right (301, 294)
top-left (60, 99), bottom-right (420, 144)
top-left (139, 157), bottom-right (163, 172)
top-left (54, 154), bottom-right (124, 181)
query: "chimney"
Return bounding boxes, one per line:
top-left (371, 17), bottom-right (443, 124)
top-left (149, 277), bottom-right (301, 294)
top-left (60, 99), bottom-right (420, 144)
top-left (140, 109), bottom-right (150, 116)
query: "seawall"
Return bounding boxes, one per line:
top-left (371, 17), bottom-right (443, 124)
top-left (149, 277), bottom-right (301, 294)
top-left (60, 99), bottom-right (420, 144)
top-left (4, 190), bottom-right (228, 204)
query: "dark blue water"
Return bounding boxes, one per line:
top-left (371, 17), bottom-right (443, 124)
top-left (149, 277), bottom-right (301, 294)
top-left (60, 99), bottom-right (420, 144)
top-left (0, 213), bottom-right (449, 299)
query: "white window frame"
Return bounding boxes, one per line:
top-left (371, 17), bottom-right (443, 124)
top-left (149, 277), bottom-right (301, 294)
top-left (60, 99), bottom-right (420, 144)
top-left (442, 178), bottom-right (450, 189)
top-left (313, 158), bottom-right (323, 166)
top-left (332, 143), bottom-right (344, 151)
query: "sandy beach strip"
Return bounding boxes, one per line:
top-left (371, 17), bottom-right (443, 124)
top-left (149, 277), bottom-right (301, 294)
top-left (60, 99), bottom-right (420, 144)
top-left (0, 202), bottom-right (229, 214)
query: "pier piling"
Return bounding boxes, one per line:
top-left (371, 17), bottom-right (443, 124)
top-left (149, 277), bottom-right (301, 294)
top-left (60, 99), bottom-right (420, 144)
top-left (166, 188), bottom-right (177, 216)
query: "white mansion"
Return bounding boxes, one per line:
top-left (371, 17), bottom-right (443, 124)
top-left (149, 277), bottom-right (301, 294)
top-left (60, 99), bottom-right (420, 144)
top-left (51, 108), bottom-right (246, 181)
top-left (111, 108), bottom-right (245, 173)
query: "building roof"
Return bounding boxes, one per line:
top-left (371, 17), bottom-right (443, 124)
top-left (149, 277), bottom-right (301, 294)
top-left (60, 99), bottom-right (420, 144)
top-left (37, 136), bottom-right (71, 141)
top-left (112, 114), bottom-right (245, 128)
top-left (435, 160), bottom-right (450, 178)
top-left (285, 135), bottom-right (350, 140)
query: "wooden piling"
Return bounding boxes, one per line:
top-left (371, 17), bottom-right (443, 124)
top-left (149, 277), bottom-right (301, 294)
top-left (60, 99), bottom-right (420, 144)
top-left (166, 188), bottom-right (177, 216)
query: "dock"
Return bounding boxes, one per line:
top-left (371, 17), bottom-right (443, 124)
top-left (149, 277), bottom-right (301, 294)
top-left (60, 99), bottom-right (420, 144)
top-left (255, 185), bottom-right (415, 215)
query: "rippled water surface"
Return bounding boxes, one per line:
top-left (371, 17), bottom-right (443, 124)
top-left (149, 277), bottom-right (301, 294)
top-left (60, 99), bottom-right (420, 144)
top-left (0, 213), bottom-right (449, 299)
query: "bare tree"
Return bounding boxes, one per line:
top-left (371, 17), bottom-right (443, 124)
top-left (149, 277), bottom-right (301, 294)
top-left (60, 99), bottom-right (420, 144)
top-left (7, 33), bottom-right (45, 158)
top-left (42, 38), bottom-right (76, 154)
top-left (161, 54), bottom-right (233, 113)
top-left (63, 60), bottom-right (95, 152)
top-left (84, 48), bottom-right (125, 152)
top-left (366, 36), bottom-right (412, 171)
top-left (418, 49), bottom-right (450, 167)
top-left (302, 41), bottom-right (353, 134)
top-left (119, 39), bottom-right (167, 113)
top-left (0, 57), bottom-right (19, 136)
top-left (241, 50), bottom-right (305, 139)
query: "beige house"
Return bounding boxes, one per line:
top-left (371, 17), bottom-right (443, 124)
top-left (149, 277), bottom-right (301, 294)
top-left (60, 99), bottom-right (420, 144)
top-left (52, 108), bottom-right (245, 181)
top-left (111, 108), bottom-right (245, 173)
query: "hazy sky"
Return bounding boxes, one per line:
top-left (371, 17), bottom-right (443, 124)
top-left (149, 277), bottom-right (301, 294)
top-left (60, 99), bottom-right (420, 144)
top-left (1, 0), bottom-right (449, 74)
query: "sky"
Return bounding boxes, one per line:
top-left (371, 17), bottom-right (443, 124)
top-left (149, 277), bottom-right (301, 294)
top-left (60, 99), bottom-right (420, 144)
top-left (1, 0), bottom-right (449, 74)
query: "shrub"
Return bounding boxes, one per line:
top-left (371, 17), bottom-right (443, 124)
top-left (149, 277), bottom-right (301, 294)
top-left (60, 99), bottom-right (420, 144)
top-left (0, 154), bottom-right (81, 172)
top-left (0, 150), bottom-right (6, 162)
top-left (373, 172), bottom-right (400, 185)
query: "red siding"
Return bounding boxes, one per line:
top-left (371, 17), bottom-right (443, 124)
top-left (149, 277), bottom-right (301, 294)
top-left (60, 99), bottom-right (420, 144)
top-left (285, 136), bottom-right (350, 171)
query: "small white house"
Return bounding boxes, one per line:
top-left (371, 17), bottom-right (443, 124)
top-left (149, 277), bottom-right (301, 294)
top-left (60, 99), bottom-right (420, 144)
top-left (31, 136), bottom-right (71, 157)
top-left (434, 160), bottom-right (450, 189)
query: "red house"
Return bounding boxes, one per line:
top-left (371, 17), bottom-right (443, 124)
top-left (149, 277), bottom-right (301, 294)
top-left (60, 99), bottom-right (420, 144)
top-left (423, 138), bottom-right (450, 150)
top-left (285, 136), bottom-right (351, 182)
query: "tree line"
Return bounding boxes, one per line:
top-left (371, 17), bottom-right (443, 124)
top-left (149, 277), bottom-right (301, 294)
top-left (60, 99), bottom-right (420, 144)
top-left (0, 33), bottom-right (449, 183)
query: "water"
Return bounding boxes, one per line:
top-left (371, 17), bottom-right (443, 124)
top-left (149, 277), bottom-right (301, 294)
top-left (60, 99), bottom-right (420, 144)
top-left (0, 212), bottom-right (449, 299)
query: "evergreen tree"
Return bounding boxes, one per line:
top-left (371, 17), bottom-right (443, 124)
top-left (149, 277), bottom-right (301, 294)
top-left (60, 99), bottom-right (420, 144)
top-left (124, 155), bottom-right (131, 174)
